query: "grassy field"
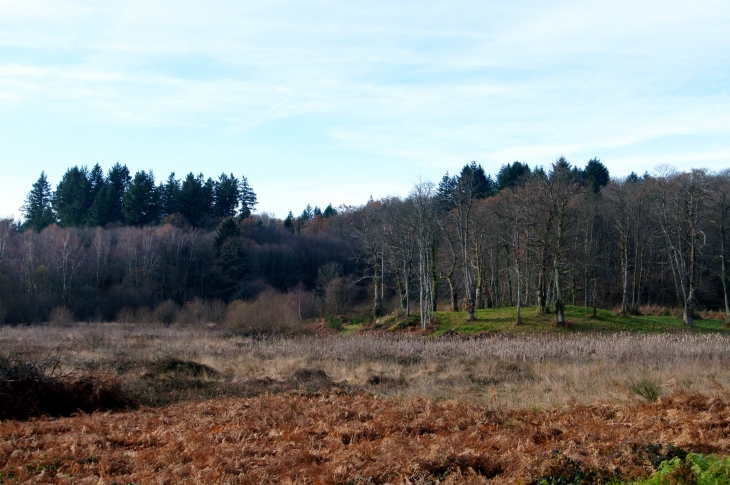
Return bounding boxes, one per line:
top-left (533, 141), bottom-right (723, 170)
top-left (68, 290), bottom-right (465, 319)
top-left (3, 318), bottom-right (730, 483)
top-left (425, 305), bottom-right (730, 335)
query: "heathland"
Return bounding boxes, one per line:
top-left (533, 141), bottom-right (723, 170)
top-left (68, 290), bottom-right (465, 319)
top-left (5, 159), bottom-right (730, 483)
top-left (3, 307), bottom-right (730, 483)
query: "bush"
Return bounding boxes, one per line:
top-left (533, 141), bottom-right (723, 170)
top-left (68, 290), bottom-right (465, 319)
top-left (226, 289), bottom-right (301, 335)
top-left (175, 298), bottom-right (226, 326)
top-left (153, 300), bottom-right (179, 326)
top-left (326, 316), bottom-right (343, 331)
top-left (48, 306), bottom-right (74, 327)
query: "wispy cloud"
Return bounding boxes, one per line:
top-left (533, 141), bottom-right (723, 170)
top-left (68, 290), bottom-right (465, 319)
top-left (0, 0), bottom-right (728, 218)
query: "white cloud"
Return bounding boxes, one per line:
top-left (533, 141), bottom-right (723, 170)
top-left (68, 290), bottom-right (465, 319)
top-left (0, 0), bottom-right (729, 217)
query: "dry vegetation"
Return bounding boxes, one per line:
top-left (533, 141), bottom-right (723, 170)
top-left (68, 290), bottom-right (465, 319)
top-left (3, 324), bottom-right (730, 408)
top-left (3, 324), bottom-right (730, 483)
top-left (2, 391), bottom-right (730, 484)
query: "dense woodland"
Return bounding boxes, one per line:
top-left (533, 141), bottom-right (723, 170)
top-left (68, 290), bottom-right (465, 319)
top-left (1, 159), bottom-right (729, 328)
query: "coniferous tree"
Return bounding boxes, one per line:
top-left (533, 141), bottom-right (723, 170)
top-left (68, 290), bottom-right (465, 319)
top-left (52, 166), bottom-right (92, 226)
top-left (238, 177), bottom-right (257, 219)
top-left (214, 217), bottom-right (240, 249)
top-left (21, 171), bottom-right (56, 232)
top-left (323, 204), bottom-right (338, 218)
top-left (179, 173), bottom-right (213, 227)
top-left (124, 170), bottom-right (159, 226)
top-left (89, 163), bottom-right (105, 200)
top-left (87, 183), bottom-right (114, 227)
top-left (583, 158), bottom-right (610, 193)
top-left (213, 173), bottom-right (240, 218)
top-left (497, 162), bottom-right (531, 190)
top-left (283, 212), bottom-right (295, 232)
top-left (107, 163), bottom-right (131, 224)
top-left (160, 173), bottom-right (181, 218)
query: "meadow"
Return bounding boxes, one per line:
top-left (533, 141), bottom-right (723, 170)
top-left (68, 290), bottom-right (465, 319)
top-left (2, 307), bottom-right (730, 483)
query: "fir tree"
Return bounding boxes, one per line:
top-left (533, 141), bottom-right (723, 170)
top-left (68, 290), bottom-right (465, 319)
top-left (124, 170), bottom-right (159, 226)
top-left (323, 204), bottom-right (337, 218)
top-left (160, 172), bottom-right (181, 218)
top-left (21, 171), bottom-right (56, 232)
top-left (179, 173), bottom-right (213, 227)
top-left (107, 163), bottom-right (131, 224)
top-left (213, 173), bottom-right (240, 218)
top-left (52, 166), bottom-right (92, 226)
top-left (214, 217), bottom-right (240, 249)
top-left (238, 177), bottom-right (257, 219)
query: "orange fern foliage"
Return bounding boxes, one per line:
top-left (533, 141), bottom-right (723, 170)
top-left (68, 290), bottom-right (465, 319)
top-left (1, 392), bottom-right (729, 484)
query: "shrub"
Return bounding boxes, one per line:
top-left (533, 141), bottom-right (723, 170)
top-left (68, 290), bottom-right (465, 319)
top-left (225, 289), bottom-right (301, 335)
top-left (48, 306), bottom-right (74, 327)
top-left (153, 300), bottom-right (179, 326)
top-left (175, 298), bottom-right (221, 326)
top-left (326, 316), bottom-right (343, 331)
top-left (116, 307), bottom-right (136, 323)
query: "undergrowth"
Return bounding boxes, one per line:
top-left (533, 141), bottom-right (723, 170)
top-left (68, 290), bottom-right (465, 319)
top-left (631, 453), bottom-right (730, 484)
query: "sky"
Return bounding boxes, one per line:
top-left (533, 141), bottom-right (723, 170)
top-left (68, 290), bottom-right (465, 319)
top-left (1, 0), bottom-right (729, 220)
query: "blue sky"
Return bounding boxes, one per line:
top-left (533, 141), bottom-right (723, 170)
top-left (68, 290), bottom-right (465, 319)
top-left (1, 0), bottom-right (729, 219)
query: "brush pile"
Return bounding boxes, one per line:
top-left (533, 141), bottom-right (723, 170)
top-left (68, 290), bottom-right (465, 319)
top-left (1, 391), bottom-right (729, 484)
top-left (0, 356), bottom-right (130, 421)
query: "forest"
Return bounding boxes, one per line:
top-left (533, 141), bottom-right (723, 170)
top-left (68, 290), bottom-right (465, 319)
top-left (0, 158), bottom-right (728, 328)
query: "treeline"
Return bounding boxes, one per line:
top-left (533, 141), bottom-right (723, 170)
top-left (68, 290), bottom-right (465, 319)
top-left (357, 159), bottom-right (729, 328)
top-left (20, 163), bottom-right (257, 231)
top-left (1, 158), bottom-right (729, 328)
top-left (0, 216), bottom-right (353, 323)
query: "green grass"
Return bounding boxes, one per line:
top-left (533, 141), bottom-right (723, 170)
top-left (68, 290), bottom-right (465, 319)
top-left (429, 305), bottom-right (730, 335)
top-left (341, 323), bottom-right (363, 336)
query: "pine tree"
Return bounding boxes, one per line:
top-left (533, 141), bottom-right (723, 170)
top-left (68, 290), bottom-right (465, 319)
top-left (214, 217), bottom-right (240, 249)
top-left (21, 171), bottom-right (56, 232)
top-left (52, 166), bottom-right (92, 226)
top-left (179, 173), bottom-right (214, 227)
top-left (107, 163), bottom-right (131, 224)
top-left (583, 158), bottom-right (610, 193)
top-left (160, 172), bottom-right (181, 218)
top-left (238, 177), bottom-right (257, 219)
top-left (124, 170), bottom-right (159, 226)
top-left (323, 204), bottom-right (337, 218)
top-left (213, 173), bottom-right (240, 218)
top-left (283, 212), bottom-right (295, 232)
top-left (497, 162), bottom-right (531, 191)
top-left (89, 163), bottom-right (105, 200)
top-left (87, 184), bottom-right (114, 227)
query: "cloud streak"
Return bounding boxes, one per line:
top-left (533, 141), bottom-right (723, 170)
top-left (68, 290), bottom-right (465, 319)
top-left (0, 0), bottom-right (728, 218)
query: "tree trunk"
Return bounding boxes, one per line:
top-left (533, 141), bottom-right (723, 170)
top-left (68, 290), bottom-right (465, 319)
top-left (404, 259), bottom-right (410, 317)
top-left (722, 237), bottom-right (730, 325)
top-left (515, 260), bottom-right (522, 325)
top-left (683, 285), bottom-right (695, 326)
top-left (536, 247), bottom-right (548, 313)
top-left (447, 276), bottom-right (458, 311)
top-left (431, 241), bottom-right (438, 313)
top-left (621, 243), bottom-right (630, 315)
top-left (554, 264), bottom-right (565, 325)
top-left (373, 259), bottom-right (383, 317)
